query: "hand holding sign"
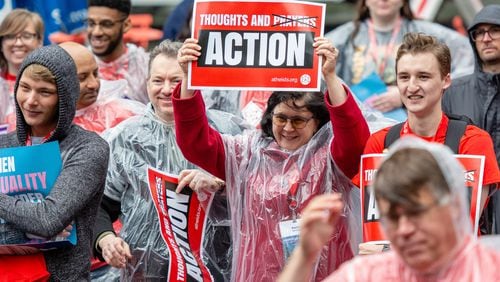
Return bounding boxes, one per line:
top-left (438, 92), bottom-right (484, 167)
top-left (313, 37), bottom-right (348, 106)
top-left (178, 38), bottom-right (201, 75)
top-left (176, 169), bottom-right (225, 194)
top-left (313, 37), bottom-right (338, 79)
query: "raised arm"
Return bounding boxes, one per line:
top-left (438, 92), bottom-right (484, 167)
top-left (173, 38), bottom-right (227, 179)
top-left (315, 37), bottom-right (370, 178)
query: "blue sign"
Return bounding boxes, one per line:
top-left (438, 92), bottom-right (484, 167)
top-left (0, 141), bottom-right (77, 252)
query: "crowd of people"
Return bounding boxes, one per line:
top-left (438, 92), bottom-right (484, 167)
top-left (0, 0), bottom-right (499, 281)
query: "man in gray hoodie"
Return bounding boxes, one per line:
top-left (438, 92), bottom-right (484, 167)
top-left (442, 4), bottom-right (500, 233)
top-left (0, 45), bottom-right (109, 280)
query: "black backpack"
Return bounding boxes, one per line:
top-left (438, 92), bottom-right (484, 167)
top-left (384, 114), bottom-right (473, 153)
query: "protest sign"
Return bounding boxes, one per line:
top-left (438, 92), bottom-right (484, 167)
top-left (0, 141), bottom-right (76, 254)
top-left (147, 167), bottom-right (214, 282)
top-left (190, 0), bottom-right (325, 91)
top-left (360, 153), bottom-right (485, 242)
top-left (359, 154), bottom-right (385, 242)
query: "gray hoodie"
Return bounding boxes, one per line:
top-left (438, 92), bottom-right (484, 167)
top-left (0, 45), bottom-right (109, 280)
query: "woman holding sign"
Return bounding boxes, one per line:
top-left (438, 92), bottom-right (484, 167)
top-left (174, 37), bottom-right (370, 281)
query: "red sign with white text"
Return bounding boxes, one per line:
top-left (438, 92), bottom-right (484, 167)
top-left (360, 154), bottom-right (485, 242)
top-left (190, 0), bottom-right (325, 91)
top-left (147, 167), bottom-right (214, 282)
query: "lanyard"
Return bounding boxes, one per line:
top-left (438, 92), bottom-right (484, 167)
top-left (288, 182), bottom-right (300, 220)
top-left (367, 16), bottom-right (401, 78)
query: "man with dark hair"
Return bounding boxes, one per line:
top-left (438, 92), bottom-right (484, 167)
top-left (443, 4), bottom-right (500, 233)
top-left (0, 45), bottom-right (109, 280)
top-left (87, 0), bottom-right (149, 104)
top-left (279, 137), bottom-right (500, 281)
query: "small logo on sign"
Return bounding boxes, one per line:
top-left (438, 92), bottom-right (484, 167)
top-left (300, 74), bottom-right (311, 85)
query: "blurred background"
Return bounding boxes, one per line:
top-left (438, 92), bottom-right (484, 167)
top-left (0, 0), bottom-right (498, 50)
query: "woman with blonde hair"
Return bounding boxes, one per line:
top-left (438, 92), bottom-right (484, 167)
top-left (0, 8), bottom-right (44, 125)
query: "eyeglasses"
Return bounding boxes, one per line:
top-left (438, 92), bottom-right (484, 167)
top-left (470, 26), bottom-right (500, 42)
top-left (86, 18), bottom-right (127, 30)
top-left (2, 32), bottom-right (38, 44)
top-left (272, 113), bottom-right (314, 129)
top-left (380, 198), bottom-right (448, 231)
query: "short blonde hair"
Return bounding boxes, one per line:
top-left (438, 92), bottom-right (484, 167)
top-left (396, 32), bottom-right (451, 78)
top-left (22, 64), bottom-right (56, 85)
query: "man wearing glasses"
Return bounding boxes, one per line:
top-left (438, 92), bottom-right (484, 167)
top-left (87, 0), bottom-right (149, 104)
top-left (279, 137), bottom-right (500, 281)
top-left (443, 4), bottom-right (500, 233)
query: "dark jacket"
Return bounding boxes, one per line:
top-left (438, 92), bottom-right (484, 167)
top-left (442, 4), bottom-right (500, 233)
top-left (0, 45), bottom-right (109, 281)
top-left (443, 4), bottom-right (500, 160)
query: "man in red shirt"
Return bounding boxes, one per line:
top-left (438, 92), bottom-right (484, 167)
top-left (354, 32), bottom-right (500, 215)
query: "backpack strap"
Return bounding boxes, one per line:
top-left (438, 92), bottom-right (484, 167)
top-left (384, 122), bottom-right (404, 150)
top-left (444, 119), bottom-right (468, 154)
top-left (384, 119), bottom-right (467, 153)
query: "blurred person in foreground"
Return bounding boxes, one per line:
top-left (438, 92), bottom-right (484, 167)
top-left (279, 137), bottom-right (500, 282)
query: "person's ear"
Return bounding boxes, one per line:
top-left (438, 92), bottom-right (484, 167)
top-left (442, 73), bottom-right (451, 91)
top-left (122, 17), bottom-right (132, 33)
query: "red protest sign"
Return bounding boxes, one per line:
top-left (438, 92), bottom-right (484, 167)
top-left (190, 0), bottom-right (325, 91)
top-left (456, 155), bottom-right (485, 236)
top-left (360, 154), bottom-right (485, 242)
top-left (360, 154), bottom-right (385, 242)
top-left (147, 167), bottom-right (214, 282)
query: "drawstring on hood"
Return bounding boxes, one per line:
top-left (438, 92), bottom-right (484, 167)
top-left (13, 45), bottom-right (79, 144)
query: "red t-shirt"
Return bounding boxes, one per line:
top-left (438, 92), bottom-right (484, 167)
top-left (353, 114), bottom-right (500, 187)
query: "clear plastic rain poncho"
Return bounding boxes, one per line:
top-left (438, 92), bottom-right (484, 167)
top-left (73, 80), bottom-right (146, 134)
top-left (96, 43), bottom-right (150, 104)
top-left (97, 104), bottom-right (246, 281)
top-left (382, 136), bottom-right (472, 239)
top-left (220, 122), bottom-right (362, 282)
top-left (323, 137), bottom-right (500, 281)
